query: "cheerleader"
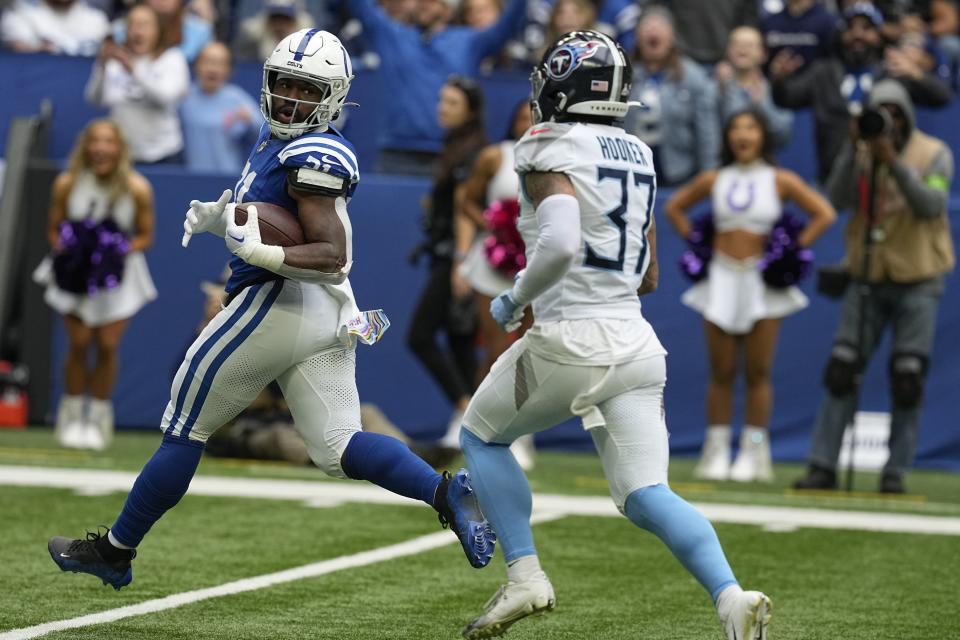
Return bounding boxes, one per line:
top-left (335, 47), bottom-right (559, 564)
top-left (665, 109), bottom-right (835, 482)
top-left (35, 119), bottom-right (157, 450)
top-left (450, 100), bottom-right (537, 469)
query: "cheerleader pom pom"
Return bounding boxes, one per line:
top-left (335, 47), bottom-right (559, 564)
top-left (678, 212), bottom-right (714, 283)
top-left (483, 198), bottom-right (526, 277)
top-left (87, 219), bottom-right (129, 295)
top-left (760, 211), bottom-right (814, 288)
top-left (53, 220), bottom-right (99, 294)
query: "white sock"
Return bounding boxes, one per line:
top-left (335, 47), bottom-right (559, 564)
top-left (506, 554), bottom-right (542, 583)
top-left (706, 424), bottom-right (732, 439)
top-left (107, 530), bottom-right (135, 550)
top-left (89, 398), bottom-right (113, 421)
top-left (715, 583), bottom-right (743, 616)
top-left (440, 409), bottom-right (465, 449)
top-left (61, 394), bottom-right (85, 421)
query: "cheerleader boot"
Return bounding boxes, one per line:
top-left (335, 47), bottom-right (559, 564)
top-left (694, 425), bottom-right (731, 481)
top-left (55, 395), bottom-right (87, 449)
top-left (83, 398), bottom-right (114, 451)
top-left (729, 426), bottom-right (774, 483)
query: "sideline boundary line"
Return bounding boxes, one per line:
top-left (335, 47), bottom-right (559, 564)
top-left (3, 465), bottom-right (960, 536)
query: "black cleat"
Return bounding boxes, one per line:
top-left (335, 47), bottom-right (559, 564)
top-left (48, 528), bottom-right (135, 590)
top-left (792, 465), bottom-right (838, 490)
top-left (880, 473), bottom-right (905, 494)
top-left (434, 469), bottom-right (497, 569)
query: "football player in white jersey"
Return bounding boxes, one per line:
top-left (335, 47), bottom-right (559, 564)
top-left (48, 29), bottom-right (496, 592)
top-left (458, 31), bottom-right (772, 640)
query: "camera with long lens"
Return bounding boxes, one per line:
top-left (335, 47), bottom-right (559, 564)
top-left (857, 106), bottom-right (893, 139)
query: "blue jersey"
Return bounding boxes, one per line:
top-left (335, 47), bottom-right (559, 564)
top-left (225, 123), bottom-right (360, 294)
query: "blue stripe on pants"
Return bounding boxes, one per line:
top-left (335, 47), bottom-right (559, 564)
top-left (181, 280), bottom-right (284, 438)
top-left (165, 284), bottom-right (263, 436)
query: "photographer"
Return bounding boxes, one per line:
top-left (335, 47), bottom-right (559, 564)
top-left (794, 79), bottom-right (955, 494)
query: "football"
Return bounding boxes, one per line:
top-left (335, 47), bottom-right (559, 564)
top-left (234, 202), bottom-right (305, 247)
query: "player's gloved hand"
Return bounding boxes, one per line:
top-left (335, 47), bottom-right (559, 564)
top-left (490, 289), bottom-right (524, 332)
top-left (224, 204), bottom-right (284, 270)
top-left (181, 188), bottom-right (232, 248)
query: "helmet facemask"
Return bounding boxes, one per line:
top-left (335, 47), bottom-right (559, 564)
top-left (260, 68), bottom-right (350, 140)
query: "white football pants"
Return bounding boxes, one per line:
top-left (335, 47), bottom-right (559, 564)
top-left (161, 279), bottom-right (360, 478)
top-left (463, 337), bottom-right (670, 509)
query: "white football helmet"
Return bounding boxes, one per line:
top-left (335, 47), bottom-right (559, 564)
top-left (261, 28), bottom-right (354, 140)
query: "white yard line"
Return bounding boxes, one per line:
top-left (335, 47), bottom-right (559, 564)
top-left (3, 465), bottom-right (960, 536)
top-left (1, 506), bottom-right (562, 640)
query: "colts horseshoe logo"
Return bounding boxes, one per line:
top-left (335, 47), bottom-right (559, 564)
top-left (546, 40), bottom-right (602, 80)
top-left (726, 179), bottom-right (756, 213)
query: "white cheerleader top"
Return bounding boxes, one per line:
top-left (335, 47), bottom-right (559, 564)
top-left (711, 162), bottom-right (781, 235)
top-left (487, 140), bottom-right (519, 203)
top-left (66, 171), bottom-right (137, 233)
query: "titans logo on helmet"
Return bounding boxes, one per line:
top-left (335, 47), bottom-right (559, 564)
top-left (546, 39), bottom-right (602, 80)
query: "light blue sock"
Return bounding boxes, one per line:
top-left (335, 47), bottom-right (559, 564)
top-left (460, 428), bottom-right (536, 562)
top-left (624, 484), bottom-right (738, 602)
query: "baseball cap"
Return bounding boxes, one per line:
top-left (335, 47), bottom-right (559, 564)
top-left (265, 0), bottom-right (298, 18)
top-left (843, 2), bottom-right (884, 28)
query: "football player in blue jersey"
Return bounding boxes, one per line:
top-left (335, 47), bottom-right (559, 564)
top-left (48, 28), bottom-right (496, 590)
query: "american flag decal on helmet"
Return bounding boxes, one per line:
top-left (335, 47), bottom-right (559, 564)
top-left (591, 80), bottom-right (609, 92)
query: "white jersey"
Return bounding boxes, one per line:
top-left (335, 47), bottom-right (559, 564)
top-left (514, 121), bottom-right (665, 364)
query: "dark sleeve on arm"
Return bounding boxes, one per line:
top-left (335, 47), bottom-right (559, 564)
top-left (771, 64), bottom-right (818, 109)
top-left (824, 142), bottom-right (858, 211)
top-left (737, 0), bottom-right (759, 26)
top-left (890, 147), bottom-right (953, 219)
top-left (899, 73), bottom-right (953, 107)
top-left (472, 0), bottom-right (526, 58)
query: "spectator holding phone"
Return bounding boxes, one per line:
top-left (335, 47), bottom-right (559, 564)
top-left (771, 3), bottom-right (952, 182)
top-left (86, 4), bottom-right (190, 164)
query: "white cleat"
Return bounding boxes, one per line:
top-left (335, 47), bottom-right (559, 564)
top-left (721, 590), bottom-right (772, 640)
top-left (694, 428), bottom-right (731, 481)
top-left (57, 421), bottom-right (87, 449)
top-left (79, 423), bottom-right (107, 451)
top-left (462, 572), bottom-right (556, 639)
top-left (729, 430), bottom-right (774, 483)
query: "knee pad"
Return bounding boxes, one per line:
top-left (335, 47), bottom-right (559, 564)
top-left (889, 352), bottom-right (927, 408)
top-left (823, 341), bottom-right (859, 397)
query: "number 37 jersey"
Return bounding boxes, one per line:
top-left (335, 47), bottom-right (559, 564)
top-left (515, 121), bottom-right (657, 324)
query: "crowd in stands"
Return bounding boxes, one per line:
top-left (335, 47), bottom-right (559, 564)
top-left (2, 0), bottom-right (958, 176)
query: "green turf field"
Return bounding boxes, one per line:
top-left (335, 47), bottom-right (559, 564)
top-left (1, 428), bottom-right (959, 640)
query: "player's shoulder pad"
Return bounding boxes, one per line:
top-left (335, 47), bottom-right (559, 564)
top-left (278, 131), bottom-right (360, 183)
top-left (514, 122), bottom-right (578, 175)
top-left (279, 130), bottom-right (359, 197)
